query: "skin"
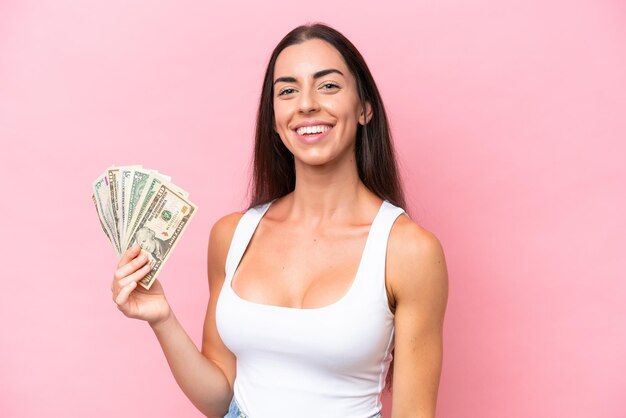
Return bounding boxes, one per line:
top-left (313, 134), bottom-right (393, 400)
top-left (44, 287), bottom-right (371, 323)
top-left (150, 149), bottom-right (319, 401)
top-left (111, 38), bottom-right (448, 418)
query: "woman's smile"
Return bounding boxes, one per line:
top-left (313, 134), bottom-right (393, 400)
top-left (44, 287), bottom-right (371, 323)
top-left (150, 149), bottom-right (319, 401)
top-left (293, 121), bottom-right (334, 144)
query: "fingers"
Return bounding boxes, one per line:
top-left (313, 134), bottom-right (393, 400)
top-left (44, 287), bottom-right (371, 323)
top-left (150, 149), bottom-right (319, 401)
top-left (117, 243), bottom-right (141, 269)
top-left (117, 262), bottom-right (152, 288)
top-left (111, 246), bottom-right (152, 310)
top-left (114, 280), bottom-right (137, 306)
top-left (111, 262), bottom-right (151, 312)
top-left (114, 252), bottom-right (148, 282)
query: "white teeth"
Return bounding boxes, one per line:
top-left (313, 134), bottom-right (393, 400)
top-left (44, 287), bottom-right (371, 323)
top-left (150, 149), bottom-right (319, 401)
top-left (296, 125), bottom-right (331, 135)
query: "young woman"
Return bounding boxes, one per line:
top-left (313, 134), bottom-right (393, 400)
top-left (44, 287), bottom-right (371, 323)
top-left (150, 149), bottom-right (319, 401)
top-left (111, 24), bottom-right (448, 418)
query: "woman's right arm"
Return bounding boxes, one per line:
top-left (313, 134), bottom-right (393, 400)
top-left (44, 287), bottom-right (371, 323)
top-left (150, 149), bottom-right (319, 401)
top-left (111, 213), bottom-right (242, 417)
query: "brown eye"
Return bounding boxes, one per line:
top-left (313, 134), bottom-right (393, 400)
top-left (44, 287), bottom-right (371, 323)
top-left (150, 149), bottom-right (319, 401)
top-left (278, 88), bottom-right (296, 96)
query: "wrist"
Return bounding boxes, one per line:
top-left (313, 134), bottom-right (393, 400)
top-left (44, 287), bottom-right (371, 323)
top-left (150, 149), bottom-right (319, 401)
top-left (149, 307), bottom-right (174, 333)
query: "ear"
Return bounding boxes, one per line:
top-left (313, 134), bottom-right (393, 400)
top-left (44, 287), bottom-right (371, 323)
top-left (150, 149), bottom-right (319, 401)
top-left (358, 101), bottom-right (373, 125)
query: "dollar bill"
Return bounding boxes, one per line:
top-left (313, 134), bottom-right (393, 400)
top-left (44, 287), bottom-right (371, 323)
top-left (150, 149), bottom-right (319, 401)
top-left (171, 184), bottom-right (189, 198)
top-left (107, 167), bottom-right (121, 247)
top-left (93, 165), bottom-right (197, 289)
top-left (119, 167), bottom-right (134, 247)
top-left (125, 172), bottom-right (171, 249)
top-left (118, 165), bottom-right (142, 246)
top-left (92, 193), bottom-right (114, 248)
top-left (126, 182), bottom-right (197, 289)
top-left (124, 169), bottom-right (152, 238)
top-left (93, 173), bottom-right (121, 256)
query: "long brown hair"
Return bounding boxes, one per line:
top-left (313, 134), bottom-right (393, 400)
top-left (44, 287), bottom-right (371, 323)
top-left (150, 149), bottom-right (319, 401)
top-left (248, 23), bottom-right (406, 212)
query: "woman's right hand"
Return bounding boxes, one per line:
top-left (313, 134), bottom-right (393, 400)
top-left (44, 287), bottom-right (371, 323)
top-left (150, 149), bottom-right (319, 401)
top-left (111, 243), bottom-right (171, 326)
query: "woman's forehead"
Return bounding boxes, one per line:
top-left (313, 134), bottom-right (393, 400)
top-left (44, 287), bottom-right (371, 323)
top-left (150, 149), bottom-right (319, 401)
top-left (274, 39), bottom-right (350, 80)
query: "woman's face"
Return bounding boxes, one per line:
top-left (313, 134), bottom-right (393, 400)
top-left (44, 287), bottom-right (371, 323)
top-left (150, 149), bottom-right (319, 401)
top-left (272, 39), bottom-right (370, 168)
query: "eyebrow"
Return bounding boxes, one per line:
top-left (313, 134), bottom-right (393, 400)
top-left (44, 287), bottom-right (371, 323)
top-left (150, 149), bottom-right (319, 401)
top-left (273, 68), bottom-right (344, 85)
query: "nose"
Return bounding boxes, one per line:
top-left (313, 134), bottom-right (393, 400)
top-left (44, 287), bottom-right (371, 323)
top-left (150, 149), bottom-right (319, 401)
top-left (297, 86), bottom-right (319, 114)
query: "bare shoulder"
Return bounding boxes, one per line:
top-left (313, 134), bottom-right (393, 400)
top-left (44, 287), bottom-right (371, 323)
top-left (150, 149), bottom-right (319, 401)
top-left (388, 215), bottom-right (446, 266)
top-left (209, 212), bottom-right (245, 248)
top-left (207, 211), bottom-right (245, 284)
top-left (386, 215), bottom-right (448, 308)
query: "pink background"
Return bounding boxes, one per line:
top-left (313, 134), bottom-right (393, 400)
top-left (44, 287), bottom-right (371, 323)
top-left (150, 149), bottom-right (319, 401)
top-left (1, 0), bottom-right (625, 417)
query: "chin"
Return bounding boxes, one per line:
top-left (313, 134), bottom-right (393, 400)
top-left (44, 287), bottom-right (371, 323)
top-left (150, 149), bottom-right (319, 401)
top-left (292, 149), bottom-right (332, 165)
top-left (296, 154), bottom-right (345, 169)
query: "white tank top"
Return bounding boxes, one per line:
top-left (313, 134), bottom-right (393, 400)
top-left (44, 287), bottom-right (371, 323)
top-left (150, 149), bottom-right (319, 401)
top-left (216, 200), bottom-right (405, 418)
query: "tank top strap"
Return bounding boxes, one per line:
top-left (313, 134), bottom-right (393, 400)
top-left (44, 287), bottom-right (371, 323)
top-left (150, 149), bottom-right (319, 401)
top-left (224, 201), bottom-right (273, 281)
top-left (358, 201), bottom-right (406, 282)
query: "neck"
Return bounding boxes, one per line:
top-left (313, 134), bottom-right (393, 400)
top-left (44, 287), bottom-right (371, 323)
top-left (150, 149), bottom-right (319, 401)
top-left (286, 156), bottom-right (370, 224)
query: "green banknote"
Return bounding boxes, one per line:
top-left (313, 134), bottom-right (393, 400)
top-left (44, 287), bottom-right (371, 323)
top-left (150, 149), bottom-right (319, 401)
top-left (125, 182), bottom-right (197, 289)
top-left (92, 166), bottom-right (197, 289)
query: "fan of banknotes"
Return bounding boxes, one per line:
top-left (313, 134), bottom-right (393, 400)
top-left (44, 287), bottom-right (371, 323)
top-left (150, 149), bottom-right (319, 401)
top-left (92, 166), bottom-right (197, 290)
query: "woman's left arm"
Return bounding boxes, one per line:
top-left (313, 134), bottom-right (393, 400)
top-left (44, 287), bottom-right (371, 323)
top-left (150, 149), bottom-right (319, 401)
top-left (387, 217), bottom-right (449, 418)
